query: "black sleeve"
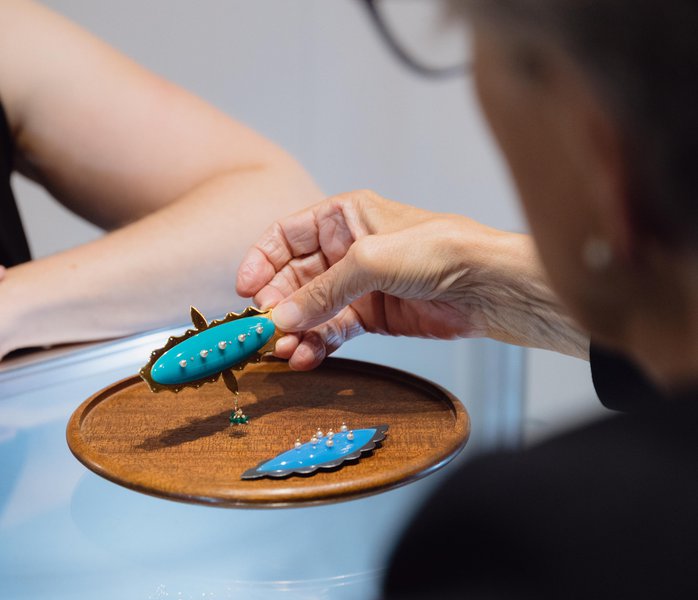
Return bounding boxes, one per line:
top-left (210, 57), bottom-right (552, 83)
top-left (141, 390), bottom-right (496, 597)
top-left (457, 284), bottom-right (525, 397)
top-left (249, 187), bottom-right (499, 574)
top-left (0, 100), bottom-right (32, 267)
top-left (381, 397), bottom-right (698, 600)
top-left (589, 342), bottom-right (665, 412)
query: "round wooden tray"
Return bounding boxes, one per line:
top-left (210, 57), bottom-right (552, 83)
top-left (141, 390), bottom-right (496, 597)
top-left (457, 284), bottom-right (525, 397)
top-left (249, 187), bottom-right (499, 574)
top-left (66, 357), bottom-right (469, 508)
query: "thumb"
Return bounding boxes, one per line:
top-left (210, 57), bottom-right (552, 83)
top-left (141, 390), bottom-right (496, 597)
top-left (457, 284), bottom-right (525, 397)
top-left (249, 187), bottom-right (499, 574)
top-left (271, 248), bottom-right (373, 332)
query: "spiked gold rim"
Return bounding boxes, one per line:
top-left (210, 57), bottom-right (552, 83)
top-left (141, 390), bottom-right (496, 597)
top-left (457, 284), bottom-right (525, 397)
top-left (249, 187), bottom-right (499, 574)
top-left (138, 305), bottom-right (281, 394)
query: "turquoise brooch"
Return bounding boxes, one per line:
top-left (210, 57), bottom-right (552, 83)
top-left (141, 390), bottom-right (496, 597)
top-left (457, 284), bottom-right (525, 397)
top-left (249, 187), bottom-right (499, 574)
top-left (139, 306), bottom-right (279, 425)
top-left (241, 423), bottom-right (389, 479)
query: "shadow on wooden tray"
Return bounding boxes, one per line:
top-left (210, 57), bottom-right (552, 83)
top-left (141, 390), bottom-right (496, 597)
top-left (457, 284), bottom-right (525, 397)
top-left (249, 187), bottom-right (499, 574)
top-left (136, 361), bottom-right (445, 452)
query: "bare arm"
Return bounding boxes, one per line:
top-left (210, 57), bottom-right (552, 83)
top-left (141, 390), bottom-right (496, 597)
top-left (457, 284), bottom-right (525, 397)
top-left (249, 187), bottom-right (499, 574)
top-left (0, 0), bottom-right (323, 358)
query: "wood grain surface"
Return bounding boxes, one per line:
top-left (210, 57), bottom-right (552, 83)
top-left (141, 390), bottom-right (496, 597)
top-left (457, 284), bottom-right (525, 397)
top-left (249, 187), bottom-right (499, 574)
top-left (66, 357), bottom-right (470, 508)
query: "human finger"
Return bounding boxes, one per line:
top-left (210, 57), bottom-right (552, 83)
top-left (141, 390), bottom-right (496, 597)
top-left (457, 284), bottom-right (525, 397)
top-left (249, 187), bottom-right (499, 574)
top-left (253, 251), bottom-right (330, 310)
top-left (236, 200), bottom-right (335, 297)
top-left (236, 245), bottom-right (277, 298)
top-left (287, 306), bottom-right (366, 371)
top-left (273, 333), bottom-right (301, 359)
top-left (237, 195), bottom-right (367, 297)
top-left (270, 238), bottom-right (379, 332)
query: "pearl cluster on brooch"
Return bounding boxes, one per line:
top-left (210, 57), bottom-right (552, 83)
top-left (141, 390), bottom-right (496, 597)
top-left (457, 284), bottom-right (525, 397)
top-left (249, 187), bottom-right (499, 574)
top-left (176, 323), bottom-right (267, 369)
top-left (295, 422), bottom-right (355, 449)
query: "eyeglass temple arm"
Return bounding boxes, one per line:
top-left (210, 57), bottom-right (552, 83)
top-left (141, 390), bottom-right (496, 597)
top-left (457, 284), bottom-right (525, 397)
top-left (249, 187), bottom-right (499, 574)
top-left (361, 0), bottom-right (467, 79)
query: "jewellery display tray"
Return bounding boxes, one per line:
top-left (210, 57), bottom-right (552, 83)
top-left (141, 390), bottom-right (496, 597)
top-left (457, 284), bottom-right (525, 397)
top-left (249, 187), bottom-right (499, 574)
top-left (66, 357), bottom-right (469, 508)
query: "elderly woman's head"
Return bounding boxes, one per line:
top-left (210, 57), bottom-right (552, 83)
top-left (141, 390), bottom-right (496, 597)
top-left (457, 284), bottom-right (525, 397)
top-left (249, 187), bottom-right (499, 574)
top-left (459, 0), bottom-right (698, 382)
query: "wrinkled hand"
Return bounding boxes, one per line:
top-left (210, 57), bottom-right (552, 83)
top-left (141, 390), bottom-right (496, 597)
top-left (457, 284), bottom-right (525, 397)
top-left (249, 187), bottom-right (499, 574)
top-left (236, 190), bottom-right (524, 370)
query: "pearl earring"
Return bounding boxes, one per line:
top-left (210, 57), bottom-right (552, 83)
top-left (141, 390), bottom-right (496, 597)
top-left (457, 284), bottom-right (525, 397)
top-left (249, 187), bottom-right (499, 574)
top-left (582, 236), bottom-right (612, 271)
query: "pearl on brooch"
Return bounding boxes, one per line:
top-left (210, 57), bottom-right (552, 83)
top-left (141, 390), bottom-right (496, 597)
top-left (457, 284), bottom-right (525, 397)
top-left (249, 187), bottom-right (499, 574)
top-left (347, 430), bottom-right (354, 441)
top-left (340, 422), bottom-right (348, 432)
top-left (294, 438), bottom-right (302, 449)
top-left (179, 359), bottom-right (188, 368)
top-left (325, 438), bottom-right (334, 448)
top-left (316, 428), bottom-right (323, 438)
top-left (218, 340), bottom-right (227, 350)
top-left (199, 349), bottom-right (208, 358)
top-left (255, 324), bottom-right (264, 334)
top-left (238, 333), bottom-right (247, 343)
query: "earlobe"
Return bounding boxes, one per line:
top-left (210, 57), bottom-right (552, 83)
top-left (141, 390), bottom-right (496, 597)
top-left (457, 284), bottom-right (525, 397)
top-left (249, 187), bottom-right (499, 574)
top-left (582, 235), bottom-right (613, 272)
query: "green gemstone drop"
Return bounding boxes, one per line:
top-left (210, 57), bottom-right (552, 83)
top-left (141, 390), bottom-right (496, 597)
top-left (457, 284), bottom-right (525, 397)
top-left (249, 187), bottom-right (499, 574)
top-left (229, 412), bottom-right (248, 425)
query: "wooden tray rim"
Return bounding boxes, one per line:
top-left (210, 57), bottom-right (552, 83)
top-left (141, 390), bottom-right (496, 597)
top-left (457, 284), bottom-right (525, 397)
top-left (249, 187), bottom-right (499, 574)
top-left (66, 357), bottom-right (470, 508)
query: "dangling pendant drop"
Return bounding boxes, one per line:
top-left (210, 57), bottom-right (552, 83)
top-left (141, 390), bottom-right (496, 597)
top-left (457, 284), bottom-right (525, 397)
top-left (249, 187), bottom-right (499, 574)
top-left (229, 394), bottom-right (248, 425)
top-left (138, 305), bottom-right (280, 427)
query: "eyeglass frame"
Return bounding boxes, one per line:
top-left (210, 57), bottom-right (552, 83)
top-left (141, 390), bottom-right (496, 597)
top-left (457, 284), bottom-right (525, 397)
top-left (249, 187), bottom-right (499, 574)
top-left (361, 0), bottom-right (470, 79)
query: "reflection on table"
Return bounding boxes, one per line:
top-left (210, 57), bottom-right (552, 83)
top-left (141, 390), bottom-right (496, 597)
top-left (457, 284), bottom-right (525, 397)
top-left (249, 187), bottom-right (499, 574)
top-left (0, 325), bottom-right (523, 599)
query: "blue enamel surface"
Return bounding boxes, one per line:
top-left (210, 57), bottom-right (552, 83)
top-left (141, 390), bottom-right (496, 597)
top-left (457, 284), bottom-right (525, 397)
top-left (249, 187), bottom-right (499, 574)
top-left (257, 428), bottom-right (377, 473)
top-left (150, 316), bottom-right (274, 385)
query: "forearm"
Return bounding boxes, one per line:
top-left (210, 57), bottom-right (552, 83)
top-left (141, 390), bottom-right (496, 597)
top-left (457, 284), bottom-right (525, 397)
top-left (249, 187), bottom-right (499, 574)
top-left (474, 232), bottom-right (589, 359)
top-left (0, 163), bottom-right (323, 358)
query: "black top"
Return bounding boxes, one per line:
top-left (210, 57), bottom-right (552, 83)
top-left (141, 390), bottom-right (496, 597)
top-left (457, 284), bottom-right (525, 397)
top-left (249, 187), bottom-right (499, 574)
top-left (382, 345), bottom-right (698, 599)
top-left (0, 100), bottom-right (31, 267)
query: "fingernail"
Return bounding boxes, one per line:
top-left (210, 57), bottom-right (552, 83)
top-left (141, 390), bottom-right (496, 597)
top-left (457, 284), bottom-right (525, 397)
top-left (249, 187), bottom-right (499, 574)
top-left (272, 302), bottom-right (303, 331)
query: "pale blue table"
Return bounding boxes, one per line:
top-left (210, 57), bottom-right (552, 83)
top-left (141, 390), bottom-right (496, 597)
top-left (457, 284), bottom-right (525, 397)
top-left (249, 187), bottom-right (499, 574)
top-left (0, 326), bottom-right (523, 599)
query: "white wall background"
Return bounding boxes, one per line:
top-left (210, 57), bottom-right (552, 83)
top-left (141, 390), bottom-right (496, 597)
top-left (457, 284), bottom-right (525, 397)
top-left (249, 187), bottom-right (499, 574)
top-left (13, 0), bottom-right (607, 445)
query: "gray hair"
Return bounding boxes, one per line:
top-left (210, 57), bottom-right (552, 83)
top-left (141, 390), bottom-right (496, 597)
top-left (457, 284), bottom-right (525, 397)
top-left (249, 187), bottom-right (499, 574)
top-left (460, 0), bottom-right (698, 252)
